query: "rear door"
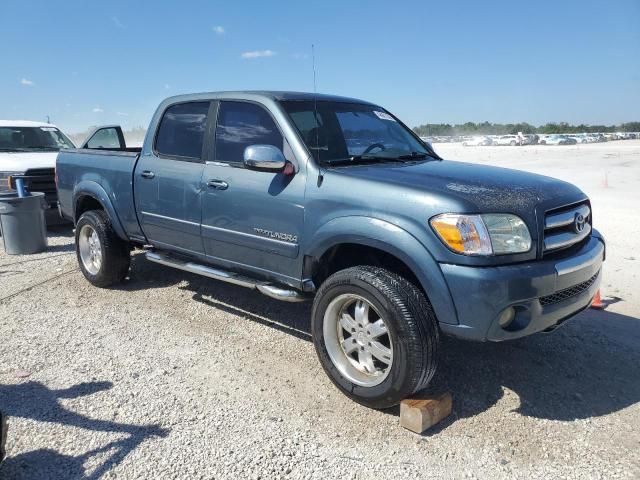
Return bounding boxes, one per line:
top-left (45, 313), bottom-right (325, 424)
top-left (134, 101), bottom-right (212, 255)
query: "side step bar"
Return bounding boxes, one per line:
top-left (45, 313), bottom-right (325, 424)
top-left (145, 251), bottom-right (307, 303)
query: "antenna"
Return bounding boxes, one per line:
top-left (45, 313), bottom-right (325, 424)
top-left (312, 44), bottom-right (321, 175)
top-left (312, 44), bottom-right (317, 94)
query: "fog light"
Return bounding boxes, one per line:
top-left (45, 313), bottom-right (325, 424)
top-left (498, 307), bottom-right (516, 329)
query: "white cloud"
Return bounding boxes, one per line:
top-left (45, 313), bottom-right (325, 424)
top-left (93, 107), bottom-right (104, 113)
top-left (212, 25), bottom-right (225, 35)
top-left (240, 50), bottom-right (276, 59)
top-left (112, 16), bottom-right (124, 28)
top-left (20, 78), bottom-right (35, 86)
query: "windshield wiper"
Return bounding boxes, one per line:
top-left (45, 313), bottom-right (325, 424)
top-left (324, 155), bottom-right (405, 166)
top-left (24, 146), bottom-right (59, 150)
top-left (395, 152), bottom-right (428, 160)
top-left (394, 151), bottom-right (443, 161)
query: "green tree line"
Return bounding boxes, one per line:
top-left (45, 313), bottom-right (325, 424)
top-left (413, 121), bottom-right (640, 137)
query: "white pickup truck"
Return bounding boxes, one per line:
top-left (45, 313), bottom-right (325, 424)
top-left (0, 120), bottom-right (75, 222)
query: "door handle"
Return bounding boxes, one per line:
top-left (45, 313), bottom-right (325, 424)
top-left (140, 170), bottom-right (155, 179)
top-left (207, 179), bottom-right (228, 190)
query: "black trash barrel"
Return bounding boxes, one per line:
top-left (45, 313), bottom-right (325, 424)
top-left (0, 192), bottom-right (48, 255)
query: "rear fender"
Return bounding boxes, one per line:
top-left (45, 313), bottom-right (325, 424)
top-left (306, 216), bottom-right (458, 325)
top-left (73, 180), bottom-right (128, 241)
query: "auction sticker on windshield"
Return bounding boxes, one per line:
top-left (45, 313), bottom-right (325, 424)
top-left (373, 111), bottom-right (396, 121)
top-left (40, 127), bottom-right (57, 131)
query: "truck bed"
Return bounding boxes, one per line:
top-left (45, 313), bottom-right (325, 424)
top-left (56, 148), bottom-right (144, 239)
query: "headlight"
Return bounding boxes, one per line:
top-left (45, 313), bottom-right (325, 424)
top-left (430, 213), bottom-right (531, 255)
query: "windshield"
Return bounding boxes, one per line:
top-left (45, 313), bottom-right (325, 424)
top-left (280, 100), bottom-right (433, 165)
top-left (0, 126), bottom-right (75, 152)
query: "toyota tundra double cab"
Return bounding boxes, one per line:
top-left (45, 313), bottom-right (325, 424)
top-left (56, 91), bottom-right (605, 408)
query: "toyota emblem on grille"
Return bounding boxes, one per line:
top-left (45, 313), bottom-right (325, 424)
top-left (574, 213), bottom-right (586, 233)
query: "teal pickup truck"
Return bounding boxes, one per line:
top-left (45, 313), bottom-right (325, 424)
top-left (56, 91), bottom-right (605, 408)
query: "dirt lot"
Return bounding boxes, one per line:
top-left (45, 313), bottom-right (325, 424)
top-left (1, 141), bottom-right (638, 479)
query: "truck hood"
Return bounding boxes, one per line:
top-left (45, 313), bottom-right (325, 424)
top-left (334, 159), bottom-right (586, 223)
top-left (0, 151), bottom-right (58, 172)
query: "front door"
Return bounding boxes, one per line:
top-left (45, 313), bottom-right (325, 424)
top-left (200, 100), bottom-right (306, 284)
top-left (134, 101), bottom-right (211, 255)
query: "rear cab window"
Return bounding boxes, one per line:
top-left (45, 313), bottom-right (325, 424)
top-left (155, 102), bottom-right (210, 160)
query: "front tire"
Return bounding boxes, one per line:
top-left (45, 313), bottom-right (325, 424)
top-left (312, 266), bottom-right (439, 409)
top-left (76, 210), bottom-right (130, 287)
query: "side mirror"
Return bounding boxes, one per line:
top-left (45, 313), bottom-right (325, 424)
top-left (243, 145), bottom-right (287, 172)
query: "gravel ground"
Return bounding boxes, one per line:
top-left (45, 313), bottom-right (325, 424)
top-left (1, 142), bottom-right (639, 479)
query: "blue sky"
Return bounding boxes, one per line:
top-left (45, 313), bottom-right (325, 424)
top-left (1, 0), bottom-right (638, 133)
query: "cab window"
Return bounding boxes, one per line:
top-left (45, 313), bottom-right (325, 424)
top-left (155, 102), bottom-right (210, 160)
top-left (86, 127), bottom-right (122, 149)
top-left (214, 101), bottom-right (283, 164)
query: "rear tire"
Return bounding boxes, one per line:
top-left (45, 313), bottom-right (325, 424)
top-left (311, 266), bottom-right (439, 409)
top-left (76, 210), bottom-right (130, 287)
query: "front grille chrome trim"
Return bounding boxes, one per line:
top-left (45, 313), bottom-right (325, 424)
top-left (545, 204), bottom-right (590, 229)
top-left (543, 202), bottom-right (592, 254)
top-left (544, 223), bottom-right (592, 251)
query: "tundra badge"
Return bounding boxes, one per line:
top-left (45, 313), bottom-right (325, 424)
top-left (254, 228), bottom-right (298, 243)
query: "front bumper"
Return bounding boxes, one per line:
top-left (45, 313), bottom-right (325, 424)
top-left (439, 233), bottom-right (605, 341)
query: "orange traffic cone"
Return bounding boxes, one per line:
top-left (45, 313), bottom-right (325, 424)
top-left (590, 289), bottom-right (604, 309)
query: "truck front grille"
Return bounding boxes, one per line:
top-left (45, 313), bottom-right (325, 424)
top-left (539, 271), bottom-right (599, 306)
top-left (543, 201), bottom-right (591, 256)
top-left (11, 168), bottom-right (57, 201)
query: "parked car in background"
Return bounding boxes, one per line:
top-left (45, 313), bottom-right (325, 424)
top-left (0, 120), bottom-right (75, 222)
top-left (57, 91), bottom-right (605, 409)
top-left (493, 135), bottom-right (520, 146)
top-left (462, 136), bottom-right (492, 146)
top-left (538, 135), bottom-right (576, 145)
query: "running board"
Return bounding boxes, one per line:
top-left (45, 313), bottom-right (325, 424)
top-left (145, 251), bottom-right (307, 303)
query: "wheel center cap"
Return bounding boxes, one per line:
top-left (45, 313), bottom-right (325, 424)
top-left (356, 332), bottom-right (367, 345)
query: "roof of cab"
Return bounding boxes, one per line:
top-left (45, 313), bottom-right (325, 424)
top-left (161, 90), bottom-right (377, 106)
top-left (0, 120), bottom-right (57, 128)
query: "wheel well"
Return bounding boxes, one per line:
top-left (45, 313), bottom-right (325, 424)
top-left (310, 243), bottom-right (421, 291)
top-left (75, 195), bottom-right (103, 222)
